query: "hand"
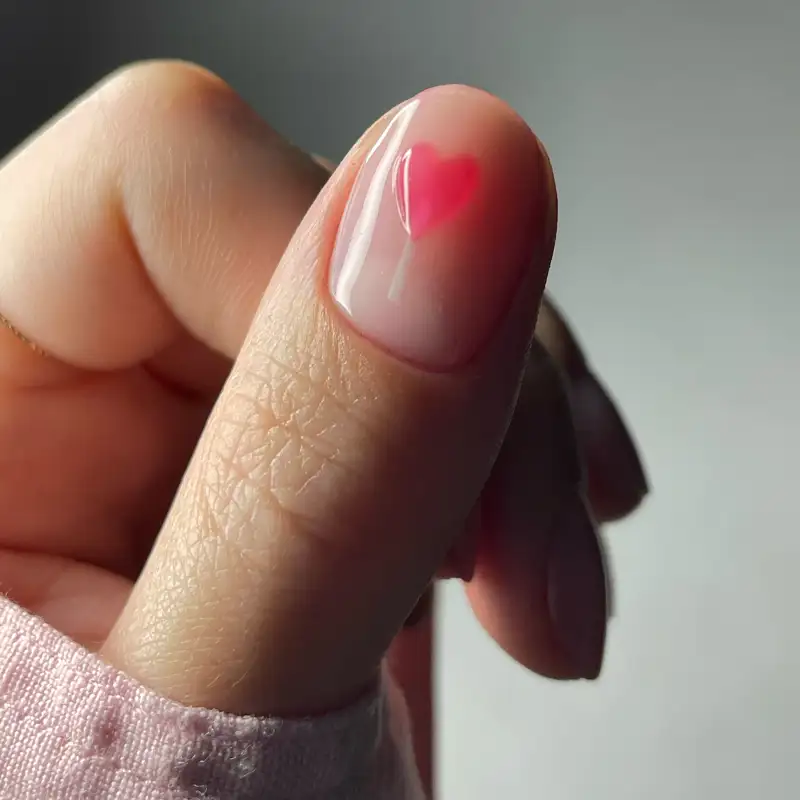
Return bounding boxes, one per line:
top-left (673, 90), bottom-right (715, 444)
top-left (0, 63), bottom-right (647, 794)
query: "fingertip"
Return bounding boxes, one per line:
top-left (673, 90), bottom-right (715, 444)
top-left (545, 497), bottom-right (608, 679)
top-left (571, 371), bottom-right (650, 522)
top-left (466, 493), bottom-right (608, 682)
top-left (328, 84), bottom-right (554, 370)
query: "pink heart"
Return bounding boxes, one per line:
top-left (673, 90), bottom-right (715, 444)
top-left (392, 143), bottom-right (480, 242)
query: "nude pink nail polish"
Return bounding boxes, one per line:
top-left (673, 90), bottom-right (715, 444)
top-left (329, 89), bottom-right (551, 370)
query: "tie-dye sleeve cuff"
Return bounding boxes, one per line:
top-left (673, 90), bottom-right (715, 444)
top-left (0, 597), bottom-right (422, 799)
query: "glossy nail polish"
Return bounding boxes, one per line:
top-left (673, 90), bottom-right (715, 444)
top-left (403, 585), bottom-right (435, 629)
top-left (329, 89), bottom-right (551, 369)
top-left (571, 371), bottom-right (650, 518)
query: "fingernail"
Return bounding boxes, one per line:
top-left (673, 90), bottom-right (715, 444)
top-left (534, 298), bottom-right (649, 512)
top-left (547, 497), bottom-right (608, 679)
top-left (403, 585), bottom-right (435, 628)
top-left (438, 501), bottom-right (482, 581)
top-left (570, 371), bottom-right (649, 510)
top-left (535, 296), bottom-right (588, 378)
top-left (329, 89), bottom-right (551, 369)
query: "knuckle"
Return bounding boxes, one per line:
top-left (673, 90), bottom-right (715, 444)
top-left (96, 60), bottom-right (225, 107)
top-left (93, 60), bottom-right (243, 138)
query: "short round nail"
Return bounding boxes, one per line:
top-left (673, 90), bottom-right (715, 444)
top-left (547, 498), bottom-right (608, 679)
top-left (534, 297), bottom-right (649, 517)
top-left (403, 585), bottom-right (435, 628)
top-left (570, 372), bottom-right (649, 511)
top-left (329, 88), bottom-right (551, 370)
top-left (535, 296), bottom-right (587, 378)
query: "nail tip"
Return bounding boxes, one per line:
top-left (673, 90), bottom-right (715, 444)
top-left (570, 632), bottom-right (606, 681)
top-left (574, 370), bottom-right (650, 504)
top-left (627, 481), bottom-right (651, 514)
top-left (581, 634), bottom-right (606, 680)
top-left (581, 663), bottom-right (604, 681)
top-left (631, 458), bottom-right (650, 500)
top-left (563, 650), bottom-right (604, 681)
top-left (571, 624), bottom-right (606, 681)
top-left (403, 586), bottom-right (435, 629)
top-left (610, 433), bottom-right (650, 507)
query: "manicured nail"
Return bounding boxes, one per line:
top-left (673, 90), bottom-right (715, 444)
top-left (535, 296), bottom-right (587, 378)
top-left (547, 497), bottom-right (608, 679)
top-left (535, 296), bottom-right (648, 517)
top-left (438, 501), bottom-right (482, 581)
top-left (329, 89), bottom-right (551, 369)
top-left (570, 371), bottom-right (649, 514)
top-left (403, 585), bottom-right (435, 628)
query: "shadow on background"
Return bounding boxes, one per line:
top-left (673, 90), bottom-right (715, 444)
top-left (0, 0), bottom-right (561, 160)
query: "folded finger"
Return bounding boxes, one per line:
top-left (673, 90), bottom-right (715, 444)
top-left (467, 340), bottom-right (608, 679)
top-left (0, 60), bottom-right (329, 391)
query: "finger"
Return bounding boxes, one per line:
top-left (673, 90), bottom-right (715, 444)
top-left (467, 340), bottom-right (609, 679)
top-left (437, 289), bottom-right (648, 587)
top-left (388, 587), bottom-right (436, 796)
top-left (303, 160), bottom-right (618, 678)
top-left (103, 85), bottom-right (556, 716)
top-left (0, 60), bottom-right (329, 389)
top-left (536, 296), bottom-right (649, 521)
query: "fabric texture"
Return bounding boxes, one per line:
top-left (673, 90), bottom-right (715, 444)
top-left (0, 597), bottom-right (422, 799)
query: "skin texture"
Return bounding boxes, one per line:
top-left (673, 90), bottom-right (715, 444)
top-left (0, 62), bottom-right (648, 797)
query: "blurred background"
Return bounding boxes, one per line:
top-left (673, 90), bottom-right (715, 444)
top-left (2, 1), bottom-right (799, 797)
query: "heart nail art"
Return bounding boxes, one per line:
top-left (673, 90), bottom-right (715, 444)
top-left (393, 143), bottom-right (479, 241)
top-left (329, 90), bottom-right (547, 368)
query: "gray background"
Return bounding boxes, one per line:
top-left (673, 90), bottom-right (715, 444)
top-left (2, 1), bottom-right (799, 797)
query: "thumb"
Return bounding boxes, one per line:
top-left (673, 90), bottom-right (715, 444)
top-left (103, 85), bottom-right (556, 716)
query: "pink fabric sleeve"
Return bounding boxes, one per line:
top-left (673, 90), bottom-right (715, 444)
top-left (0, 597), bottom-right (423, 799)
